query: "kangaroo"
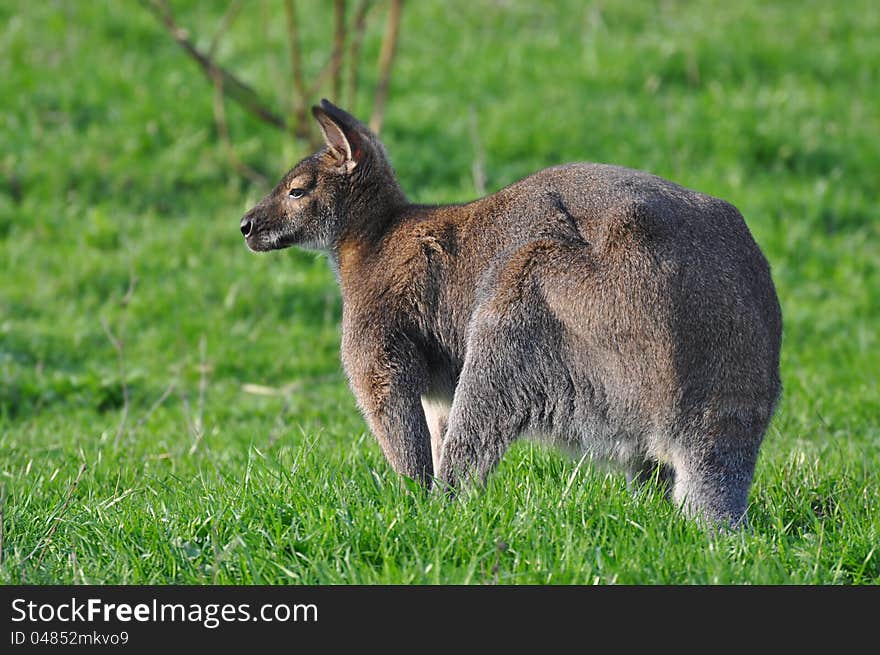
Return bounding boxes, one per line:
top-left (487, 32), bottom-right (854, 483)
top-left (240, 99), bottom-right (782, 526)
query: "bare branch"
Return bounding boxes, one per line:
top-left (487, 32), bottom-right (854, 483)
top-left (307, 59), bottom-right (340, 105)
top-left (283, 0), bottom-right (308, 98)
top-left (182, 338), bottom-right (209, 457)
top-left (141, 0), bottom-right (288, 131)
top-left (100, 317), bottom-right (130, 450)
top-left (208, 0), bottom-right (243, 58)
top-left (196, 334), bottom-right (208, 436)
top-left (469, 106), bottom-right (487, 196)
top-left (182, 390), bottom-right (204, 456)
top-left (347, 0), bottom-right (372, 107)
top-left (211, 70), bottom-right (269, 186)
top-left (370, 0), bottom-right (403, 134)
top-left (143, 0), bottom-right (404, 150)
top-left (330, 0), bottom-right (348, 102)
top-left (133, 377), bottom-right (178, 434)
top-left (267, 396), bottom-right (292, 450)
top-left (283, 0), bottom-right (310, 139)
top-left (120, 267), bottom-right (138, 307)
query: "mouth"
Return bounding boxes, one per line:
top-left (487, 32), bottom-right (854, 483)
top-left (244, 230), bottom-right (299, 252)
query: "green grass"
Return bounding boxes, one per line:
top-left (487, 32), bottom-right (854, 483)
top-left (1, 0), bottom-right (878, 584)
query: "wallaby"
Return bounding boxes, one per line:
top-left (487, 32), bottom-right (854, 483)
top-left (240, 99), bottom-right (782, 526)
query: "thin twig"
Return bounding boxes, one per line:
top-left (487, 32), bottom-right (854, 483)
top-left (208, 2), bottom-right (280, 176)
top-left (241, 381), bottom-right (301, 397)
top-left (469, 106), bottom-right (487, 196)
top-left (283, 0), bottom-right (308, 99)
top-left (241, 374), bottom-right (340, 398)
top-left (100, 317), bottom-right (129, 450)
top-left (267, 397), bottom-right (293, 449)
top-left (261, 1), bottom-right (285, 111)
top-left (141, 0), bottom-right (287, 131)
top-left (182, 391), bottom-right (203, 456)
top-left (120, 267), bottom-right (138, 307)
top-left (181, 391), bottom-right (194, 433)
top-left (132, 377), bottom-right (178, 434)
top-left (188, 430), bottom-right (204, 456)
top-left (308, 56), bottom-right (342, 98)
top-left (196, 335), bottom-right (208, 436)
top-left (370, 0), bottom-right (403, 134)
top-left (283, 0), bottom-right (312, 140)
top-left (183, 340), bottom-right (209, 456)
top-left (211, 71), bottom-right (268, 186)
top-left (208, 0), bottom-right (243, 58)
top-left (330, 0), bottom-right (348, 102)
top-left (24, 462), bottom-right (88, 569)
top-left (346, 0), bottom-right (372, 107)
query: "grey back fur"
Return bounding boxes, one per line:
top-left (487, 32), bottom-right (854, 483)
top-left (240, 99), bottom-right (782, 527)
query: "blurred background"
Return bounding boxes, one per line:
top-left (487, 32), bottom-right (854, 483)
top-left (1, 1), bottom-right (877, 583)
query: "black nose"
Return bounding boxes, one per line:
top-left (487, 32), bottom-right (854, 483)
top-left (240, 216), bottom-right (253, 237)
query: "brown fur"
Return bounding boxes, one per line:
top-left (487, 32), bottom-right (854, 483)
top-left (240, 100), bottom-right (782, 526)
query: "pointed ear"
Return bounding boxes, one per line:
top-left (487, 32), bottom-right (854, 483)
top-left (311, 102), bottom-right (364, 173)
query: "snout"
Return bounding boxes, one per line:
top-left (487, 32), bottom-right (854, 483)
top-left (239, 208), bottom-right (264, 251)
top-left (239, 204), bottom-right (299, 252)
top-left (240, 214), bottom-right (253, 238)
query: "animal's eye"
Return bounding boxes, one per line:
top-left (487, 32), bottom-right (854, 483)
top-left (288, 188), bottom-right (307, 199)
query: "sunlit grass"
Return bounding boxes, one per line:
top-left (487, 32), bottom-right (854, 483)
top-left (1, 0), bottom-right (877, 584)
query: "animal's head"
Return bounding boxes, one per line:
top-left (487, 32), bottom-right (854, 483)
top-left (239, 99), bottom-right (403, 252)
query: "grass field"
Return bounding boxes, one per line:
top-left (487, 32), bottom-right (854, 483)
top-left (1, 0), bottom-right (878, 584)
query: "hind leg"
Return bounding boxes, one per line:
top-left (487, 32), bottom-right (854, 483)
top-left (436, 346), bottom-right (525, 491)
top-left (436, 300), bottom-right (560, 490)
top-left (437, 238), bottom-right (586, 491)
top-left (670, 416), bottom-right (765, 527)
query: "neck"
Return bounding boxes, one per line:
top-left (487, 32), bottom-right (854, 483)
top-left (336, 180), bottom-right (409, 247)
top-left (329, 201), bottom-right (405, 266)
